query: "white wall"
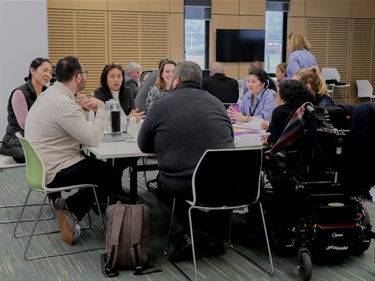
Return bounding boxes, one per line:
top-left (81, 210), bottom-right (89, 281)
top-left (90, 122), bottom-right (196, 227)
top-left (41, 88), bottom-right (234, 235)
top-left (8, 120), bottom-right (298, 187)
top-left (0, 0), bottom-right (49, 135)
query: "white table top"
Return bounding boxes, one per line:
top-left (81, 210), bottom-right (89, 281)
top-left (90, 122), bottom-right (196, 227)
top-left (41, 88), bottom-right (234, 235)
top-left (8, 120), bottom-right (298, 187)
top-left (86, 125), bottom-right (263, 159)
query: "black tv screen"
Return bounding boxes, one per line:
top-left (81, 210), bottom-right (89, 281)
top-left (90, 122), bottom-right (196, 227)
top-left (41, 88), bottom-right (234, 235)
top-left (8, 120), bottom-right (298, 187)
top-left (216, 29), bottom-right (265, 62)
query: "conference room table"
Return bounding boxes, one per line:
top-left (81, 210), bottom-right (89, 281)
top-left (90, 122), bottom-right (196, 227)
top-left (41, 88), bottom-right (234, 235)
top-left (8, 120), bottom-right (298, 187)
top-left (85, 124), bottom-right (264, 203)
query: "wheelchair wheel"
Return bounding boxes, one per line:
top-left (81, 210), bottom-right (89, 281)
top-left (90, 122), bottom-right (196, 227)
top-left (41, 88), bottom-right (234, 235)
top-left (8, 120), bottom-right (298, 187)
top-left (352, 208), bottom-right (372, 255)
top-left (298, 250), bottom-right (312, 281)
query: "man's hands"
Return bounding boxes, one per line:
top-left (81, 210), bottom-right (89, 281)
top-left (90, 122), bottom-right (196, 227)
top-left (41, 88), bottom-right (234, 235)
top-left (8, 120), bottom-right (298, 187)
top-left (80, 97), bottom-right (106, 112)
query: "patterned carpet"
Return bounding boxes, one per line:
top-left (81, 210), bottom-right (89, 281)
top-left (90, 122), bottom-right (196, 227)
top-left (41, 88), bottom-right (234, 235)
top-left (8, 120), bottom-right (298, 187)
top-left (0, 164), bottom-right (374, 281)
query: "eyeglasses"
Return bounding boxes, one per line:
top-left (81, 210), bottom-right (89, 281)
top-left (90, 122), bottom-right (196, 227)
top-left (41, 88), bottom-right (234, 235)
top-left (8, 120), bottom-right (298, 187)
top-left (79, 70), bottom-right (88, 75)
top-left (273, 93), bottom-right (278, 99)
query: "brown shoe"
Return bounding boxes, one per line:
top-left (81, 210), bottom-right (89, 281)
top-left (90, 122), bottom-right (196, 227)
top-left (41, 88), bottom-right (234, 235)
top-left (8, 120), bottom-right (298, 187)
top-left (58, 209), bottom-right (80, 245)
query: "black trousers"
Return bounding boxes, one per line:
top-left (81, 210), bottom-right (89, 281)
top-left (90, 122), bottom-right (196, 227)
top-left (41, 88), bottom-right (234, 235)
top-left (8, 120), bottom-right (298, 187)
top-left (46, 157), bottom-right (120, 221)
top-left (156, 177), bottom-right (230, 241)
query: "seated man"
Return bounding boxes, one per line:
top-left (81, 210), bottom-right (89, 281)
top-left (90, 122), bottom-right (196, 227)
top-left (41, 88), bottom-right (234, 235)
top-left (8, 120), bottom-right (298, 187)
top-left (138, 61), bottom-right (235, 261)
top-left (202, 61), bottom-right (239, 105)
top-left (25, 56), bottom-right (121, 245)
top-left (124, 62), bottom-right (142, 98)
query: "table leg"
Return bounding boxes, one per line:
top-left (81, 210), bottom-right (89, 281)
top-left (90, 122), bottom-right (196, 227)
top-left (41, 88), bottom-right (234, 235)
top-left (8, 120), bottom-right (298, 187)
top-left (128, 157), bottom-right (139, 203)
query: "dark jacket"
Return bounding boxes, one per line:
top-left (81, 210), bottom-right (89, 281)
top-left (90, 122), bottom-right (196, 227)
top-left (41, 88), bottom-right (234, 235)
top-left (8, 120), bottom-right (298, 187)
top-left (125, 73), bottom-right (139, 98)
top-left (93, 86), bottom-right (135, 115)
top-left (202, 73), bottom-right (239, 104)
top-left (315, 94), bottom-right (335, 107)
top-left (0, 81), bottom-right (45, 158)
top-left (138, 82), bottom-right (235, 190)
top-left (267, 104), bottom-right (295, 146)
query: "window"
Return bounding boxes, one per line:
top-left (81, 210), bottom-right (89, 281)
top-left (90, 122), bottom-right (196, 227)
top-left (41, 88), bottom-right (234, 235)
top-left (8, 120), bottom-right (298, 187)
top-left (184, 1), bottom-right (211, 69)
top-left (264, 11), bottom-right (285, 74)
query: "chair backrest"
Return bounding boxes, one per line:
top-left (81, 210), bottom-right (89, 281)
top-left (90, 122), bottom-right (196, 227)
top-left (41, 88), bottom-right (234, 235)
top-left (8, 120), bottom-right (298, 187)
top-left (192, 148), bottom-right (262, 207)
top-left (356, 80), bottom-right (374, 98)
top-left (321, 68), bottom-right (341, 82)
top-left (15, 132), bottom-right (45, 191)
top-left (135, 70), bottom-right (159, 115)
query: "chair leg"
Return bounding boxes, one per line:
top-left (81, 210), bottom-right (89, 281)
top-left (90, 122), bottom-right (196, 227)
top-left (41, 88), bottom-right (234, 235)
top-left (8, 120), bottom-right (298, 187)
top-left (189, 206), bottom-right (198, 281)
top-left (14, 187), bottom-right (106, 260)
top-left (164, 197), bottom-right (176, 256)
top-left (0, 199), bottom-right (53, 224)
top-left (228, 203), bottom-right (274, 277)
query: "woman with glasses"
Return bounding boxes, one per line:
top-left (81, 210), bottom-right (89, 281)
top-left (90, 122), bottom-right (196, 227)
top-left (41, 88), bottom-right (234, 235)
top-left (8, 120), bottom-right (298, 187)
top-left (286, 32), bottom-right (318, 79)
top-left (0, 57), bottom-right (52, 163)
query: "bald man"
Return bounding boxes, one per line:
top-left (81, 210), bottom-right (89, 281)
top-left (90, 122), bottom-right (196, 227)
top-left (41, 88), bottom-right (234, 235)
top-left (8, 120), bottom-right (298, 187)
top-left (202, 62), bottom-right (239, 106)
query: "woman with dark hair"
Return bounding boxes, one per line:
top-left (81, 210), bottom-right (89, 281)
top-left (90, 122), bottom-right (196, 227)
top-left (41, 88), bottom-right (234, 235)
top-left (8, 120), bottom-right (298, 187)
top-left (0, 57), bottom-right (52, 163)
top-left (93, 63), bottom-right (144, 121)
top-left (262, 79), bottom-right (315, 147)
top-left (93, 63), bottom-right (144, 196)
top-left (146, 59), bottom-right (176, 110)
top-left (228, 68), bottom-right (277, 122)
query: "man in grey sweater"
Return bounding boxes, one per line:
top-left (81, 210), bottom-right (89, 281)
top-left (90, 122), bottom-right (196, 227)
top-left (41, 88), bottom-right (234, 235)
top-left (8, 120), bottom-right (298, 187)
top-left (138, 61), bottom-right (235, 261)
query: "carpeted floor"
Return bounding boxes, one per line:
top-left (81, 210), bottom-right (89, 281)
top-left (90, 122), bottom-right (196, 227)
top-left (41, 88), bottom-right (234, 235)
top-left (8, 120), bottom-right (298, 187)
top-left (0, 164), bottom-right (374, 281)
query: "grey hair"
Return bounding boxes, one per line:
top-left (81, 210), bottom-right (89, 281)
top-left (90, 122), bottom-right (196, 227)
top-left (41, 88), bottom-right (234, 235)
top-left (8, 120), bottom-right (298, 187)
top-left (173, 61), bottom-right (202, 87)
top-left (125, 62), bottom-right (141, 73)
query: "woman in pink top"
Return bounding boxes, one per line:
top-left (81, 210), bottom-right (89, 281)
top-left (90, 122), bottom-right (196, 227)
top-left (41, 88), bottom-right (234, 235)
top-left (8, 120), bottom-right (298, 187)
top-left (0, 57), bottom-right (52, 163)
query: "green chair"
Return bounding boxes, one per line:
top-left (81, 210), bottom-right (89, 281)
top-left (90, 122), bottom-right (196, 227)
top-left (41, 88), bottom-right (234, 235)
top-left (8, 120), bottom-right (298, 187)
top-left (0, 151), bottom-right (53, 224)
top-left (14, 132), bottom-right (106, 260)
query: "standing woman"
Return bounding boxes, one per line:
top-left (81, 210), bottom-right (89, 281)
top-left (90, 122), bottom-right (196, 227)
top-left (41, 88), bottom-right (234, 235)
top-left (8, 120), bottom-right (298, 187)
top-left (228, 68), bottom-right (277, 123)
top-left (146, 59), bottom-right (176, 110)
top-left (286, 32), bottom-right (318, 79)
top-left (93, 63), bottom-right (144, 122)
top-left (0, 57), bottom-right (52, 163)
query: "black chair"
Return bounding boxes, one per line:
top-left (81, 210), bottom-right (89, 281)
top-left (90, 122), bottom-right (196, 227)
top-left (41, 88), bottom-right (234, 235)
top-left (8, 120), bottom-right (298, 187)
top-left (165, 148), bottom-right (274, 280)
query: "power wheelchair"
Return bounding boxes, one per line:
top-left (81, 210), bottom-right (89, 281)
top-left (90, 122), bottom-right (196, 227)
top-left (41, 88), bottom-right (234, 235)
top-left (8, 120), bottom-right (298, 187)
top-left (261, 103), bottom-right (374, 281)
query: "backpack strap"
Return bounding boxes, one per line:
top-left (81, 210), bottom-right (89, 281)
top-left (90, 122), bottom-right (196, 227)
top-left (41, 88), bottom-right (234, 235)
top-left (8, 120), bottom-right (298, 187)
top-left (130, 205), bottom-right (162, 276)
top-left (101, 205), bottom-right (126, 278)
top-left (130, 205), bottom-right (145, 274)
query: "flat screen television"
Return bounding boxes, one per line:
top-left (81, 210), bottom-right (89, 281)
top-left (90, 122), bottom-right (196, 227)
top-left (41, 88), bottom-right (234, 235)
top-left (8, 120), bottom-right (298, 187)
top-left (216, 29), bottom-right (265, 62)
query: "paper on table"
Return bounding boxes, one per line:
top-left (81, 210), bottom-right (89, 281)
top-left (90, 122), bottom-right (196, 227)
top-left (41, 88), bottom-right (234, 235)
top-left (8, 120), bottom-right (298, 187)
top-left (233, 116), bottom-right (264, 131)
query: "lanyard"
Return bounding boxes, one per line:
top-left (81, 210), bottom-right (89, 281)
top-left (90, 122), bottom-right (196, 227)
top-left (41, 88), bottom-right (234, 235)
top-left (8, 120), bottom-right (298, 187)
top-left (249, 88), bottom-right (266, 116)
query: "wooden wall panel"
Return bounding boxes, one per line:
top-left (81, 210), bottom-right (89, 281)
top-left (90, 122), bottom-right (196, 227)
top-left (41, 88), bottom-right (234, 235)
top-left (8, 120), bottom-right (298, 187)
top-left (350, 19), bottom-right (375, 93)
top-left (352, 1), bottom-right (375, 19)
top-left (305, 0), bottom-right (352, 18)
top-left (289, 0), bottom-right (305, 17)
top-left (108, 12), bottom-right (169, 70)
top-left (306, 18), bottom-right (352, 100)
top-left (239, 0), bottom-right (266, 16)
top-left (211, 0), bottom-right (240, 15)
top-left (48, 9), bottom-right (108, 95)
top-left (48, 0), bottom-right (107, 11)
top-left (170, 14), bottom-right (184, 63)
top-left (108, 0), bottom-right (170, 13)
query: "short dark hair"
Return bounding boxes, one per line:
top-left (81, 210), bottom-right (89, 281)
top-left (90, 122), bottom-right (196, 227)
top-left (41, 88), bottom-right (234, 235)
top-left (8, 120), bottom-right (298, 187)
top-left (25, 57), bottom-right (52, 81)
top-left (55, 56), bottom-right (82, 82)
top-left (173, 61), bottom-right (202, 87)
